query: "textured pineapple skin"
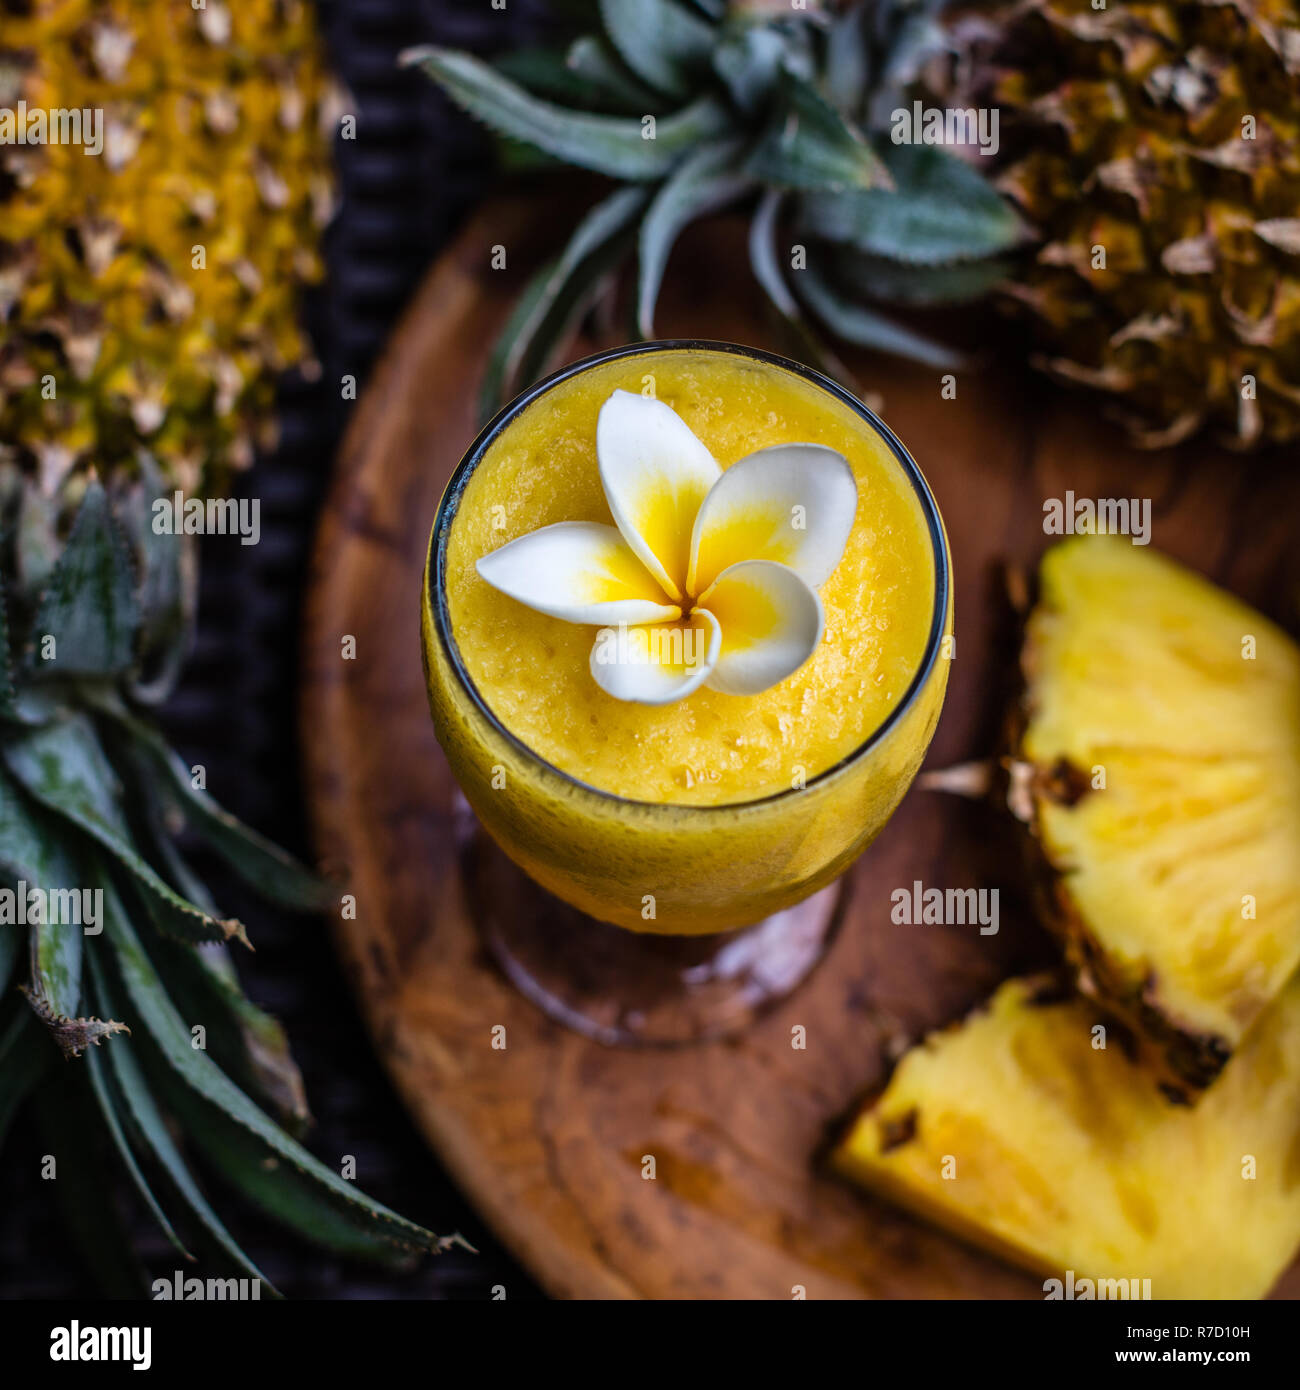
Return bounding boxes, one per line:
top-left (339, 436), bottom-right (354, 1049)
top-left (1017, 536), bottom-right (1300, 1093)
top-left (833, 973), bottom-right (1300, 1299)
top-left (0, 0), bottom-right (337, 490)
top-left (968, 0), bottom-right (1300, 449)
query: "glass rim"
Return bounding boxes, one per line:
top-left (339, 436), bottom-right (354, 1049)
top-left (429, 339), bottom-right (950, 815)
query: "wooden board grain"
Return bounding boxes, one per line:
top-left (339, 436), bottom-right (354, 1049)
top-left (301, 196), bottom-right (1300, 1300)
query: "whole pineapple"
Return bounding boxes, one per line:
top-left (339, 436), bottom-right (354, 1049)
top-left (0, 0), bottom-right (338, 490)
top-left (0, 2), bottom-right (450, 1292)
top-left (957, 0), bottom-right (1300, 449)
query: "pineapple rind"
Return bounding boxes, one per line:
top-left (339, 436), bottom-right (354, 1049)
top-left (1021, 536), bottom-right (1300, 1086)
top-left (0, 0), bottom-right (337, 491)
top-left (971, 0), bottom-right (1300, 448)
top-left (833, 973), bottom-right (1300, 1300)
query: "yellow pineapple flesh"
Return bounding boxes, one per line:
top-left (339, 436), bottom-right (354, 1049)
top-left (1016, 535), bottom-right (1300, 1090)
top-left (832, 973), bottom-right (1300, 1300)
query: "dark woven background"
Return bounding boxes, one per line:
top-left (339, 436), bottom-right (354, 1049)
top-left (0, 0), bottom-right (559, 1300)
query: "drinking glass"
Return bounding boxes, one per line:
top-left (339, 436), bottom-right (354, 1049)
top-left (421, 342), bottom-right (952, 1045)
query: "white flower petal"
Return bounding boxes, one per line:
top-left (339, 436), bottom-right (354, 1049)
top-left (476, 521), bottom-right (680, 625)
top-left (597, 389), bottom-right (722, 601)
top-left (700, 559), bottom-right (824, 696)
top-left (687, 443), bottom-right (858, 596)
top-left (589, 609), bottom-right (721, 705)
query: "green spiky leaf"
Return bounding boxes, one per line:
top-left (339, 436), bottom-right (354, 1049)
top-left (84, 1036), bottom-right (194, 1263)
top-left (831, 246), bottom-right (1013, 305)
top-left (0, 1005), bottom-right (52, 1147)
top-left (0, 924), bottom-right (18, 994)
top-left (799, 143), bottom-right (1026, 264)
top-left (747, 190), bottom-right (856, 390)
top-left (100, 704), bottom-right (333, 913)
top-left (486, 185), bottom-right (651, 421)
top-left (2, 714), bottom-right (246, 947)
top-left (148, 934), bottom-right (311, 1137)
top-left (0, 568), bottom-right (15, 718)
top-left (21, 979), bottom-right (128, 1060)
top-left (113, 460), bottom-right (195, 706)
top-left (823, 3), bottom-right (870, 120)
top-left (34, 1069), bottom-right (144, 1297)
top-left (100, 874), bottom-right (447, 1257)
top-left (747, 72), bottom-right (892, 194)
top-left (479, 260), bottom-right (564, 425)
top-left (402, 46), bottom-right (733, 181)
top-left (564, 36), bottom-right (666, 113)
top-left (492, 45), bottom-right (615, 110)
top-left (29, 481), bottom-right (138, 680)
top-left (638, 140), bottom-right (754, 337)
top-left (598, 0), bottom-right (715, 101)
top-left (90, 948), bottom-right (276, 1293)
top-left (0, 759), bottom-right (95, 1033)
top-left (711, 20), bottom-right (788, 116)
top-left (0, 758), bottom-right (78, 896)
top-left (157, 1074), bottom-right (427, 1267)
top-left (795, 260), bottom-right (967, 369)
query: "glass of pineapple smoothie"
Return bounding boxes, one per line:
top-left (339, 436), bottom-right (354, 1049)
top-left (422, 343), bottom-right (951, 1044)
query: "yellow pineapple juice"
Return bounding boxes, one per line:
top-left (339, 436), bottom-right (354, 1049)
top-left (422, 345), bottom-right (951, 933)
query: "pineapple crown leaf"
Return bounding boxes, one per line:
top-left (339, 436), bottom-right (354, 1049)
top-left (712, 19), bottom-right (794, 115)
top-left (745, 68), bottom-right (895, 194)
top-left (493, 39), bottom-right (658, 114)
top-left (0, 926), bottom-right (19, 1001)
top-left (0, 567), bottom-right (14, 719)
top-left (829, 246), bottom-right (1014, 306)
top-left (0, 759), bottom-right (89, 1048)
top-left (153, 932), bottom-right (312, 1137)
top-left (30, 1064), bottom-right (148, 1297)
top-left (479, 184), bottom-right (651, 424)
top-left (82, 1033), bottom-right (197, 1268)
top-left (638, 139), bottom-right (756, 337)
top-left (19, 981), bottom-right (128, 1062)
top-left (101, 882), bottom-right (450, 1259)
top-left (414, 0), bottom-right (1026, 416)
top-left (0, 1006), bottom-right (49, 1149)
top-left (565, 36), bottom-right (666, 112)
top-left (109, 459), bottom-right (196, 708)
top-left (93, 696), bottom-right (337, 914)
top-left (2, 715), bottom-right (248, 949)
top-left (793, 259), bottom-right (968, 369)
top-left (747, 189), bottom-right (861, 392)
top-left (598, 0), bottom-right (717, 101)
top-left (28, 481), bottom-right (139, 683)
top-left (797, 143), bottom-right (1031, 265)
top-left (86, 945), bottom-right (277, 1290)
top-left (400, 46), bottom-right (733, 181)
top-left (153, 1054), bottom-right (429, 1269)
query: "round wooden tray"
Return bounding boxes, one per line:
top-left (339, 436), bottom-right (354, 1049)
top-left (301, 197), bottom-right (1300, 1299)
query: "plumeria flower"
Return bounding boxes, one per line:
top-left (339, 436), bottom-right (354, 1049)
top-left (476, 389), bottom-right (858, 704)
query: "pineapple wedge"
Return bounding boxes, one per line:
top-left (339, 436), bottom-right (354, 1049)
top-left (832, 974), bottom-right (1300, 1299)
top-left (1015, 536), bottom-right (1300, 1090)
